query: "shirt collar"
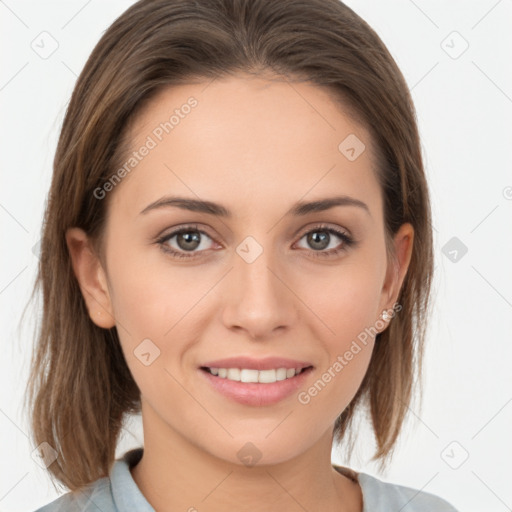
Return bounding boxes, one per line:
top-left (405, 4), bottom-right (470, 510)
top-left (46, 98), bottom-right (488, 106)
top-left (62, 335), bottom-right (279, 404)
top-left (111, 448), bottom-right (155, 511)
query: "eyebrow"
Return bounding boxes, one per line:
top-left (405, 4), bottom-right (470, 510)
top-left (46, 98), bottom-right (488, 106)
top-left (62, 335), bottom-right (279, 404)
top-left (139, 195), bottom-right (370, 217)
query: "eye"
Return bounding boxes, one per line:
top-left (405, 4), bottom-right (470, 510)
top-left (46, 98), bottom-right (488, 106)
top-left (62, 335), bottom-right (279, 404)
top-left (294, 225), bottom-right (355, 258)
top-left (156, 223), bottom-right (355, 260)
top-left (156, 225), bottom-right (217, 259)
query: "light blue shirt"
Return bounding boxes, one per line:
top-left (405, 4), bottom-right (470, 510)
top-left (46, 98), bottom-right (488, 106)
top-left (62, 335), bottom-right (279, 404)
top-left (35, 448), bottom-right (459, 511)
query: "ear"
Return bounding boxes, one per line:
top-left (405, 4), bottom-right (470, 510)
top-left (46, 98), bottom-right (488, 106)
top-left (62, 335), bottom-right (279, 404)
top-left (65, 227), bottom-right (116, 329)
top-left (378, 222), bottom-right (414, 321)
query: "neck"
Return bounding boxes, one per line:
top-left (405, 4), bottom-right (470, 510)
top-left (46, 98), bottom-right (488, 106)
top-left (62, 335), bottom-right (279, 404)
top-left (129, 402), bottom-right (362, 512)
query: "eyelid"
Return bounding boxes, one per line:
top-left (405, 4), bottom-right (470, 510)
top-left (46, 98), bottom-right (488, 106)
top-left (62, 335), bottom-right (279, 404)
top-left (156, 224), bottom-right (219, 246)
top-left (294, 222), bottom-right (352, 240)
top-left (156, 222), bottom-right (213, 238)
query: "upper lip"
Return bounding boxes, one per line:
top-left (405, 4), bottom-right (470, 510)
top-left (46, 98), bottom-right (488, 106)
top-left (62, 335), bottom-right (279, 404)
top-left (200, 357), bottom-right (313, 371)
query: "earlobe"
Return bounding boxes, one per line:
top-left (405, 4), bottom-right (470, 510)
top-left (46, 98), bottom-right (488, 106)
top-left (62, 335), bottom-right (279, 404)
top-left (65, 227), bottom-right (116, 329)
top-left (379, 222), bottom-right (414, 315)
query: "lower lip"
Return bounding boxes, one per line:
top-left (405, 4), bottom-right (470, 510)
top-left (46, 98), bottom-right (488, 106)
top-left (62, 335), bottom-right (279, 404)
top-left (199, 367), bottom-right (314, 406)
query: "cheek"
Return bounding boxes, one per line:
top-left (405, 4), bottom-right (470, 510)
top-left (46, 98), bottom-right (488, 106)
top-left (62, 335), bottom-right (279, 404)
top-left (294, 270), bottom-right (379, 426)
top-left (291, 255), bottom-right (383, 407)
top-left (297, 341), bottom-right (373, 439)
top-left (298, 258), bottom-right (385, 341)
top-left (106, 253), bottom-right (209, 402)
top-left (105, 241), bottom-right (228, 379)
top-left (106, 244), bottom-right (211, 338)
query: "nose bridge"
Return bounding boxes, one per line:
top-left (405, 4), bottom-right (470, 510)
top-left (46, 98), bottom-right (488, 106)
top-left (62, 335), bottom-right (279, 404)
top-left (221, 234), bottom-right (298, 336)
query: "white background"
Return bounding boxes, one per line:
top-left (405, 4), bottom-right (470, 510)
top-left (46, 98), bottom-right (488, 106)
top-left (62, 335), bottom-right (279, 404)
top-left (1, 1), bottom-right (511, 511)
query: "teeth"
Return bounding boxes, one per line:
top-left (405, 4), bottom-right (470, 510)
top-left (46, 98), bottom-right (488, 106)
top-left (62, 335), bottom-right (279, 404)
top-left (227, 368), bottom-right (240, 381)
top-left (276, 368), bottom-right (287, 381)
top-left (241, 369), bottom-right (259, 383)
top-left (207, 367), bottom-right (307, 383)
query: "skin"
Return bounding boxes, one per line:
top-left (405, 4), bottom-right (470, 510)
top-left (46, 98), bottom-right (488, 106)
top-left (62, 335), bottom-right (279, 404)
top-left (66, 72), bottom-right (413, 512)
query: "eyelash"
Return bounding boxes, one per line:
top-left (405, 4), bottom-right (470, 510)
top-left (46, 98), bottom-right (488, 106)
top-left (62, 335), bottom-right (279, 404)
top-left (155, 223), bottom-right (355, 260)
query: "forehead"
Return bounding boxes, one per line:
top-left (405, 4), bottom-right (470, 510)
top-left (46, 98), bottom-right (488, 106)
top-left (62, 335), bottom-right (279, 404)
top-left (108, 74), bottom-right (381, 221)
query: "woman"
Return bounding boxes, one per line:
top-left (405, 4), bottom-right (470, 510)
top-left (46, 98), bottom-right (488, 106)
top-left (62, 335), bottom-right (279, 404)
top-left (26, 0), bottom-right (459, 510)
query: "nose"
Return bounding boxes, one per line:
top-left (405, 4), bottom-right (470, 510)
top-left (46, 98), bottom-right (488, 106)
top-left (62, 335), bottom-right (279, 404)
top-left (221, 244), bottom-right (300, 340)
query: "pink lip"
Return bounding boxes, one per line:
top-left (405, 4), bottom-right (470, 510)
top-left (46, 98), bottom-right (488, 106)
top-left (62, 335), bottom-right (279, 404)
top-left (200, 356), bottom-right (313, 371)
top-left (199, 366), bottom-right (314, 406)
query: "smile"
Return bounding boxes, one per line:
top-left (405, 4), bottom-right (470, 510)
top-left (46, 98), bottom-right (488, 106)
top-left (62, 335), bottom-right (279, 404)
top-left (202, 366), bottom-right (311, 383)
top-left (199, 366), bottom-right (314, 406)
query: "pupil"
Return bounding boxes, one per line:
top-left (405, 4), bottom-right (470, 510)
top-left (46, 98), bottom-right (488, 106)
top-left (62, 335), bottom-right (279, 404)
top-left (308, 231), bottom-right (329, 250)
top-left (177, 231), bottom-right (200, 250)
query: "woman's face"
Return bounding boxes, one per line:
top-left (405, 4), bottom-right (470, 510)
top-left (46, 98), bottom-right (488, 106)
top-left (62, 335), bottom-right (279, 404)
top-left (69, 73), bottom-right (413, 466)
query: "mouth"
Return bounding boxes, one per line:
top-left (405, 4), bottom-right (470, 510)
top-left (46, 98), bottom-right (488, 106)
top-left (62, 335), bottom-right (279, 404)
top-left (199, 365), bottom-right (313, 384)
top-left (198, 364), bottom-right (314, 406)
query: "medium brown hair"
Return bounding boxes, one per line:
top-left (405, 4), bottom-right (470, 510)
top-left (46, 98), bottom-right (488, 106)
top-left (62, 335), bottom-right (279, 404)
top-left (24, 0), bottom-right (433, 492)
